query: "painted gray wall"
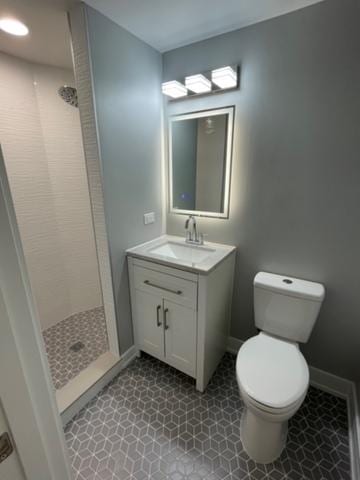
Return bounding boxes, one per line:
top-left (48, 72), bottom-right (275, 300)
top-left (86, 6), bottom-right (163, 353)
top-left (164, 0), bottom-right (360, 380)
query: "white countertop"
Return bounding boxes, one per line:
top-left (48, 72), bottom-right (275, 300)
top-left (126, 235), bottom-right (236, 274)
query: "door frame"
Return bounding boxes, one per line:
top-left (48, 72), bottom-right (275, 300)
top-left (0, 149), bottom-right (71, 479)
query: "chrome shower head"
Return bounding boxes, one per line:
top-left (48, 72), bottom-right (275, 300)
top-left (58, 85), bottom-right (78, 108)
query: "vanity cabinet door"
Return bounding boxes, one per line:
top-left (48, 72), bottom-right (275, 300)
top-left (135, 290), bottom-right (165, 361)
top-left (163, 300), bottom-right (197, 378)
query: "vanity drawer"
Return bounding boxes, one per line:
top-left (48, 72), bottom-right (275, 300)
top-left (133, 265), bottom-right (197, 309)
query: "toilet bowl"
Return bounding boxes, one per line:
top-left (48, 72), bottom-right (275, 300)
top-left (236, 272), bottom-right (325, 464)
top-left (236, 332), bottom-right (309, 463)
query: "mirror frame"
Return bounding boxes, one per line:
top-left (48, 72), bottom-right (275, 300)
top-left (168, 106), bottom-right (234, 219)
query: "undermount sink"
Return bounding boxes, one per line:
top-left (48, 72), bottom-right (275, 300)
top-left (149, 241), bottom-right (215, 264)
top-left (126, 235), bottom-right (236, 274)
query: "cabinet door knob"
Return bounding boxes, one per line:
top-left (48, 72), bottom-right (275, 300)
top-left (156, 305), bottom-right (162, 327)
top-left (164, 308), bottom-right (169, 330)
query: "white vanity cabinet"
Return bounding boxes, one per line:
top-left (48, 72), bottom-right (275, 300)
top-left (127, 238), bottom-right (236, 392)
top-left (132, 262), bottom-right (198, 377)
top-left (163, 300), bottom-right (197, 376)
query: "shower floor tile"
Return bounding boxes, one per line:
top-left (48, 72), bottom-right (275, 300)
top-left (64, 353), bottom-right (351, 480)
top-left (43, 306), bottom-right (109, 390)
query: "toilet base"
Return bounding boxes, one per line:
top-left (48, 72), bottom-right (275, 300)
top-left (240, 407), bottom-right (288, 464)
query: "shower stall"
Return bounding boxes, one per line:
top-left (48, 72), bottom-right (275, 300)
top-left (0, 49), bottom-right (119, 419)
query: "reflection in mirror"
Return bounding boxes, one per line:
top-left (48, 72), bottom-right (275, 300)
top-left (169, 107), bottom-right (234, 218)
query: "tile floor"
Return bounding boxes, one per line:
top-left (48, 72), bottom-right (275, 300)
top-left (43, 306), bottom-right (109, 390)
top-left (65, 353), bottom-right (351, 480)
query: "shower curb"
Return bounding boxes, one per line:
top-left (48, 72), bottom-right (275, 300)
top-left (60, 345), bottom-right (137, 426)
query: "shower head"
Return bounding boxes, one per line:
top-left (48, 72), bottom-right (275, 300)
top-left (58, 85), bottom-right (78, 108)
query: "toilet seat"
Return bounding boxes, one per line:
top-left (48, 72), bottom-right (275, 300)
top-left (236, 332), bottom-right (309, 410)
top-left (239, 384), bottom-right (306, 419)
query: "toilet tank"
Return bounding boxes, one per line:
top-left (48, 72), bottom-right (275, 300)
top-left (254, 272), bottom-right (325, 343)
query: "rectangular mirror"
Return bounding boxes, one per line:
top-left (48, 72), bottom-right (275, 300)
top-left (169, 106), bottom-right (234, 218)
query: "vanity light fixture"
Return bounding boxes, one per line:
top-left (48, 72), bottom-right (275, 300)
top-left (0, 17), bottom-right (29, 36)
top-left (162, 80), bottom-right (187, 99)
top-left (162, 65), bottom-right (239, 101)
top-left (211, 66), bottom-right (237, 90)
top-left (185, 74), bottom-right (211, 94)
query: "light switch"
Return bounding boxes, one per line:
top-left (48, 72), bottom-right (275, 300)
top-left (144, 212), bottom-right (155, 225)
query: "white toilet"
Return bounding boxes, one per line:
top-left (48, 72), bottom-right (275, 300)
top-left (236, 272), bottom-right (325, 464)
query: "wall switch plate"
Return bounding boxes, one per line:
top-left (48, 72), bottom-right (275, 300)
top-left (144, 212), bottom-right (155, 225)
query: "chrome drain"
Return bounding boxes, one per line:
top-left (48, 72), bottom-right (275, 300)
top-left (69, 341), bottom-right (85, 353)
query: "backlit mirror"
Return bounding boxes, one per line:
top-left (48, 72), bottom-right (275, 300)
top-left (169, 106), bottom-right (234, 218)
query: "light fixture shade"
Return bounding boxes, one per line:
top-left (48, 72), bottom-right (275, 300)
top-left (185, 74), bottom-right (211, 94)
top-left (0, 17), bottom-right (29, 36)
top-left (211, 66), bottom-right (237, 90)
top-left (162, 80), bottom-right (187, 99)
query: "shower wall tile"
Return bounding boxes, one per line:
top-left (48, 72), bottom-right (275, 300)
top-left (0, 51), bottom-right (102, 331)
top-left (33, 64), bottom-right (102, 319)
top-left (0, 51), bottom-right (70, 328)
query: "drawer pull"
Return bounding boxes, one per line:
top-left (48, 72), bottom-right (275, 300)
top-left (156, 305), bottom-right (162, 327)
top-left (164, 308), bottom-right (169, 330)
top-left (144, 280), bottom-right (182, 296)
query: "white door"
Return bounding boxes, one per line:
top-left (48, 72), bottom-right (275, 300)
top-left (0, 149), bottom-right (71, 480)
top-left (164, 300), bottom-right (197, 377)
top-left (135, 290), bottom-right (165, 360)
top-left (0, 403), bottom-right (25, 480)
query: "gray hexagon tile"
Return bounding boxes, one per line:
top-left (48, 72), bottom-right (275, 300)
top-left (64, 353), bottom-right (351, 480)
top-left (43, 306), bottom-right (109, 389)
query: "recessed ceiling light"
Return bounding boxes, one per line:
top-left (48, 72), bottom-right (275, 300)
top-left (211, 66), bottom-right (237, 90)
top-left (162, 80), bottom-right (187, 99)
top-left (0, 17), bottom-right (29, 36)
top-left (185, 74), bottom-right (211, 94)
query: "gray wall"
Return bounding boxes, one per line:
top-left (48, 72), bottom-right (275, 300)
top-left (164, 0), bottom-right (360, 381)
top-left (86, 6), bottom-right (163, 353)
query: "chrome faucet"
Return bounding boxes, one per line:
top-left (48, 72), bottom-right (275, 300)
top-left (185, 215), bottom-right (204, 245)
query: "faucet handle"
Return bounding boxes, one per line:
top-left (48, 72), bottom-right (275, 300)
top-left (198, 233), bottom-right (207, 245)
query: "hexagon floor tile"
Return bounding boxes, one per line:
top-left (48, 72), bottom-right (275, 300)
top-left (64, 353), bottom-right (351, 480)
top-left (43, 306), bottom-right (109, 390)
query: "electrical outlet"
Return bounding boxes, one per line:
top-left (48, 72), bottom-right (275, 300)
top-left (144, 212), bottom-right (155, 225)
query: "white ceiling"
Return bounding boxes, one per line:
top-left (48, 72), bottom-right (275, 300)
top-left (0, 0), bottom-right (75, 68)
top-left (0, 0), bottom-right (324, 68)
top-left (84, 0), bottom-right (325, 52)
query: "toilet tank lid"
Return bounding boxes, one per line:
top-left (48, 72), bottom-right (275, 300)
top-left (254, 272), bottom-right (325, 301)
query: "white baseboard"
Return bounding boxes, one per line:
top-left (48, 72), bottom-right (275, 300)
top-left (60, 345), bottom-right (137, 426)
top-left (120, 344), bottom-right (138, 369)
top-left (227, 335), bottom-right (360, 479)
top-left (227, 336), bottom-right (243, 356)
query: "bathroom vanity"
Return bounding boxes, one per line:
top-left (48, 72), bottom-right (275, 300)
top-left (127, 235), bottom-right (236, 392)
